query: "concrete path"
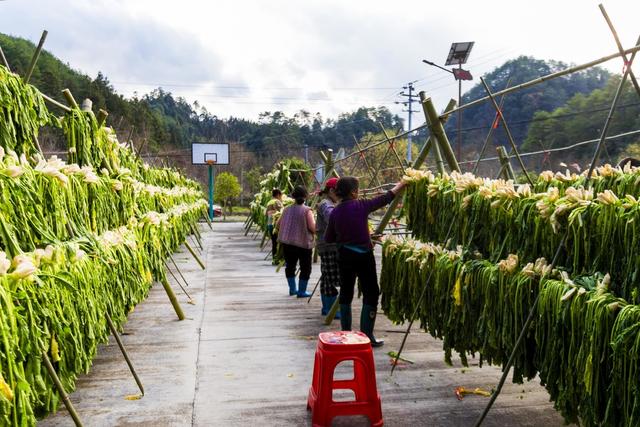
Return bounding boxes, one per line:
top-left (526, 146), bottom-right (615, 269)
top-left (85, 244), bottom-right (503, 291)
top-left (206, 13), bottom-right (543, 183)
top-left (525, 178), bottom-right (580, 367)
top-left (41, 222), bottom-right (568, 426)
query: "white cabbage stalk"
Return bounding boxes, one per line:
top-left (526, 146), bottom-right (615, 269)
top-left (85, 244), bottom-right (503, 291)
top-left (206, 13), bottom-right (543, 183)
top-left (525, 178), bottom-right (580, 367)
top-left (0, 252), bottom-right (10, 275)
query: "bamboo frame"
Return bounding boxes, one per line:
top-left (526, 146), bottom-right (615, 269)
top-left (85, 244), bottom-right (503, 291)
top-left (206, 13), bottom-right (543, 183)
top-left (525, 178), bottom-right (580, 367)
top-left (479, 77), bottom-right (534, 185)
top-left (42, 350), bottom-right (83, 426)
top-left (420, 94), bottom-right (460, 172)
top-left (105, 313), bottom-right (145, 395)
top-left (24, 30), bottom-right (48, 84)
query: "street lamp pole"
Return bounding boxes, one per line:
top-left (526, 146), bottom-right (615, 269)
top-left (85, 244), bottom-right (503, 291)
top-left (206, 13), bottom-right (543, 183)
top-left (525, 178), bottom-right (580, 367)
top-left (422, 41), bottom-right (474, 168)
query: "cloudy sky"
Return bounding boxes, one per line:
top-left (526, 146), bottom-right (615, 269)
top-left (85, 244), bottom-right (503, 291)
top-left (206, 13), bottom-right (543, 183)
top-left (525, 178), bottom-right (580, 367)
top-left (1, 0), bottom-right (638, 125)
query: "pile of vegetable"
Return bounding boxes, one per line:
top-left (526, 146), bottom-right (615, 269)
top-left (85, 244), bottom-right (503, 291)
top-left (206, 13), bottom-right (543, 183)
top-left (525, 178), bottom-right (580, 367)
top-left (380, 237), bottom-right (638, 426)
top-left (0, 65), bottom-right (207, 425)
top-left (402, 168), bottom-right (640, 303)
top-left (248, 160), bottom-right (308, 234)
top-left (380, 164), bottom-right (640, 426)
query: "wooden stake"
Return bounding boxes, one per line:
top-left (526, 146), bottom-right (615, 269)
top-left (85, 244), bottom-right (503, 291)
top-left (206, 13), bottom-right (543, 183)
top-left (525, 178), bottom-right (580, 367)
top-left (161, 276), bottom-right (186, 320)
top-left (24, 30), bottom-right (48, 84)
top-left (105, 313), bottom-right (145, 395)
top-left (41, 350), bottom-right (83, 426)
top-left (184, 240), bottom-right (205, 269)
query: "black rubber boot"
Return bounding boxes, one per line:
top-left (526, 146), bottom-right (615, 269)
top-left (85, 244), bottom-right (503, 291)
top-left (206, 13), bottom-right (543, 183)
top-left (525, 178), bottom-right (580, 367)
top-left (340, 304), bottom-right (352, 331)
top-left (360, 304), bottom-right (384, 347)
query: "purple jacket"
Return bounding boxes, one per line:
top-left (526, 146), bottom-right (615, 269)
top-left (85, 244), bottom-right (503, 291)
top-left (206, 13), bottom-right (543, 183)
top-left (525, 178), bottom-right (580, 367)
top-left (324, 190), bottom-right (395, 250)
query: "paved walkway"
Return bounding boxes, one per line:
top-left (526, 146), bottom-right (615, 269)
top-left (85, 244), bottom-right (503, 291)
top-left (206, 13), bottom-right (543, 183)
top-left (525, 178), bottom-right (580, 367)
top-left (42, 222), bottom-right (568, 426)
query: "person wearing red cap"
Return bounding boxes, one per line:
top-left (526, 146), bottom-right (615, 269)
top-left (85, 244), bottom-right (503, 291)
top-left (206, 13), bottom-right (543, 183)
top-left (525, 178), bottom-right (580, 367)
top-left (315, 177), bottom-right (341, 319)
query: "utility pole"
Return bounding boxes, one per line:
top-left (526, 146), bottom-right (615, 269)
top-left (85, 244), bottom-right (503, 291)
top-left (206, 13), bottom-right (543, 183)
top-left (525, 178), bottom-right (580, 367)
top-left (396, 81), bottom-right (419, 163)
top-left (304, 144), bottom-right (309, 164)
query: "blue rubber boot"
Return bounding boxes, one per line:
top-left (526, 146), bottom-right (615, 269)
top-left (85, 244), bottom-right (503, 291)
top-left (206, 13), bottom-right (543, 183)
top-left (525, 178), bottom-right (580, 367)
top-left (340, 304), bottom-right (352, 331)
top-left (287, 277), bottom-right (297, 296)
top-left (321, 295), bottom-right (330, 315)
top-left (297, 279), bottom-right (311, 298)
top-left (321, 295), bottom-right (341, 319)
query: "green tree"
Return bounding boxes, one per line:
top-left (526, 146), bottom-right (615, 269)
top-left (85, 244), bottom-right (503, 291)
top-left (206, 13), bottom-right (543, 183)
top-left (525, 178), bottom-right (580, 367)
top-left (214, 172), bottom-right (241, 218)
top-left (244, 166), bottom-right (263, 198)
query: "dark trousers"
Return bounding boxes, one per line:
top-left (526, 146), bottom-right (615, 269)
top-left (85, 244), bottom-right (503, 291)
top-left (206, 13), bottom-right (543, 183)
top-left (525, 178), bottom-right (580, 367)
top-left (268, 225), bottom-right (278, 258)
top-left (282, 243), bottom-right (312, 281)
top-left (338, 247), bottom-right (379, 308)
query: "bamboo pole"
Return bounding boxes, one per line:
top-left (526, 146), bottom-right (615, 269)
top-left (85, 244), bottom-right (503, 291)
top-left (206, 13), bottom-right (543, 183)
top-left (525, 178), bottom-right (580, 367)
top-left (443, 43), bottom-right (640, 120)
top-left (0, 45), bottom-right (10, 71)
top-left (62, 89), bottom-right (79, 109)
top-left (353, 137), bottom-right (381, 188)
top-left (586, 34), bottom-right (640, 180)
top-left (378, 123), bottom-right (407, 174)
top-left (105, 313), bottom-right (145, 395)
top-left (431, 131), bottom-right (446, 174)
top-left (475, 36), bottom-right (640, 426)
top-left (24, 30), bottom-right (48, 84)
top-left (496, 146), bottom-right (515, 180)
top-left (42, 93), bottom-right (72, 112)
top-left (96, 109), bottom-right (109, 127)
top-left (472, 77), bottom-right (513, 175)
top-left (420, 93), bottom-right (460, 172)
top-left (184, 240), bottom-right (205, 269)
top-left (161, 276), bottom-right (186, 320)
top-left (164, 262), bottom-right (195, 303)
top-left (41, 350), bottom-right (83, 426)
top-left (372, 99), bottom-right (456, 237)
top-left (479, 77), bottom-right (534, 186)
top-left (599, 4), bottom-right (640, 98)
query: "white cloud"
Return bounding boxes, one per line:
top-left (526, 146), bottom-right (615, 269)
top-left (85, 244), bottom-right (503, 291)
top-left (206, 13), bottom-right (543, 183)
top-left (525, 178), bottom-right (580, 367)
top-left (1, 0), bottom-right (638, 125)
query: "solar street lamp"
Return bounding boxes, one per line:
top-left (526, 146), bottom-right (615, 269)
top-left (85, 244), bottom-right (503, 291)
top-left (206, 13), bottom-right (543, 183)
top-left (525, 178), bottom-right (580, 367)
top-left (423, 41), bottom-right (474, 164)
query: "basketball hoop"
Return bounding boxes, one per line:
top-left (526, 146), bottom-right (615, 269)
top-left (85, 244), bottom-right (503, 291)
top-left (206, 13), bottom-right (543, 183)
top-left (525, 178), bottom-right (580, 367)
top-left (206, 159), bottom-right (216, 165)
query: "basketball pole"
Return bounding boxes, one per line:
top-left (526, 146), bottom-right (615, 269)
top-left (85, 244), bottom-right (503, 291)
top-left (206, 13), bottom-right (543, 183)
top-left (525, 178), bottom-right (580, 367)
top-left (208, 160), bottom-right (215, 221)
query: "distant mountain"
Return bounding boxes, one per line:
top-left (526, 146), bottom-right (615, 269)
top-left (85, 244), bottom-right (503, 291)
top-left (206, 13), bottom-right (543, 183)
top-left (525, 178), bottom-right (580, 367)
top-left (446, 56), bottom-right (611, 155)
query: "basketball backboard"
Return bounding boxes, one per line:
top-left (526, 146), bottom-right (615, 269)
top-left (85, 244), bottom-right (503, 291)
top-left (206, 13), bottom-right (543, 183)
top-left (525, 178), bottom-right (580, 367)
top-left (192, 143), bottom-right (230, 165)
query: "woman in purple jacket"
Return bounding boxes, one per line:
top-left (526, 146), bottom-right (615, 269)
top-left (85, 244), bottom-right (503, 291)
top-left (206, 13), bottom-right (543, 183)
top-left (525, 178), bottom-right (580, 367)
top-left (325, 177), bottom-right (406, 347)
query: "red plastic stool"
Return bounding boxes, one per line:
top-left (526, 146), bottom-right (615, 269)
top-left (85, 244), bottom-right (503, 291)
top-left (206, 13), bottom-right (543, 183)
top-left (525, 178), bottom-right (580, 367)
top-left (307, 331), bottom-right (383, 426)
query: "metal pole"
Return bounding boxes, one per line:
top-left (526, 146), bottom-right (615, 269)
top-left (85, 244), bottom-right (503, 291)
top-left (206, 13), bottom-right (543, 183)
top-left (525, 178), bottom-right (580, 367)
top-left (457, 62), bottom-right (463, 165)
top-left (105, 313), bottom-right (145, 395)
top-left (208, 163), bottom-right (214, 221)
top-left (407, 83), bottom-right (413, 163)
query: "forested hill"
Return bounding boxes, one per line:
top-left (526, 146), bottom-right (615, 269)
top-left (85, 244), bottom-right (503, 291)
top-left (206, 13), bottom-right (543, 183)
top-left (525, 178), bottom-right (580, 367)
top-left (3, 32), bottom-right (629, 169)
top-left (0, 32), bottom-right (402, 158)
top-left (447, 56), bottom-right (612, 156)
